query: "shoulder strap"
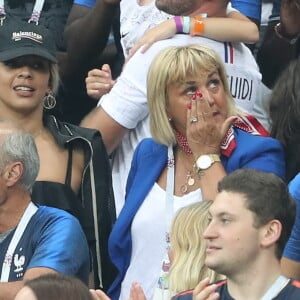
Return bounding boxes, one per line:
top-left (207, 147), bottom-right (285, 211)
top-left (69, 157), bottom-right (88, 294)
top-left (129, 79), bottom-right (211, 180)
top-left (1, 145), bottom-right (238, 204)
top-left (1, 202), bottom-right (38, 282)
top-left (65, 146), bottom-right (73, 186)
top-left (0, 0), bottom-right (45, 24)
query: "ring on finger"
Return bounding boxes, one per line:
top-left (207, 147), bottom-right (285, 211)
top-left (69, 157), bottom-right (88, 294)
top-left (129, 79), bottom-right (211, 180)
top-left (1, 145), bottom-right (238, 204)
top-left (190, 116), bottom-right (198, 124)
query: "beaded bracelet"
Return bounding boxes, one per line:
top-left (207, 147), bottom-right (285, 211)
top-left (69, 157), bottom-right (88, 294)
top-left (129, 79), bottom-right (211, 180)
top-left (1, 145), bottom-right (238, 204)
top-left (190, 16), bottom-right (205, 36)
top-left (174, 16), bottom-right (183, 33)
top-left (182, 16), bottom-right (190, 34)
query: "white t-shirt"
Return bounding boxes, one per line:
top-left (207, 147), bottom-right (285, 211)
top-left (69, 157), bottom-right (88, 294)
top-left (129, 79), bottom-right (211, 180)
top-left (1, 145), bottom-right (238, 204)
top-left (120, 0), bottom-right (237, 57)
top-left (119, 183), bottom-right (201, 300)
top-left (99, 34), bottom-right (262, 215)
top-left (120, 0), bottom-right (171, 56)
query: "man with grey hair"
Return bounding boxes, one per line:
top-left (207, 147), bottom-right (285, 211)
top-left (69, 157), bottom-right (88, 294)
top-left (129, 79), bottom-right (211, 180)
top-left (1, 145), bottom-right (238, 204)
top-left (0, 122), bottom-right (90, 300)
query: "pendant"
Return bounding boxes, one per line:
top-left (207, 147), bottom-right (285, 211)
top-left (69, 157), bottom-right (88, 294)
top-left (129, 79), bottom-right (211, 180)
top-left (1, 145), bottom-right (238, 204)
top-left (188, 177), bottom-right (195, 186)
top-left (180, 172), bottom-right (196, 195)
top-left (180, 184), bottom-right (188, 194)
top-left (187, 172), bottom-right (195, 186)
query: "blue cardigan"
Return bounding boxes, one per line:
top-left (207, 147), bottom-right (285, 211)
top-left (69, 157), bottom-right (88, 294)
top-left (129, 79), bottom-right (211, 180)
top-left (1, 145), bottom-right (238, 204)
top-left (107, 128), bottom-right (285, 299)
top-left (283, 173), bottom-right (300, 261)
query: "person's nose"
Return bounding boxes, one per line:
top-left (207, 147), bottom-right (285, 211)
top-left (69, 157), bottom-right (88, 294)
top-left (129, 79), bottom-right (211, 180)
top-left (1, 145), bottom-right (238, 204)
top-left (202, 89), bottom-right (215, 106)
top-left (17, 67), bottom-right (33, 79)
top-left (203, 220), bottom-right (218, 240)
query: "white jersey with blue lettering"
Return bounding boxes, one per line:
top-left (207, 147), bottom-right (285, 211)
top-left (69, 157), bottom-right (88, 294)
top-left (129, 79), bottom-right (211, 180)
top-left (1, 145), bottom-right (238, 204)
top-left (99, 34), bottom-right (263, 215)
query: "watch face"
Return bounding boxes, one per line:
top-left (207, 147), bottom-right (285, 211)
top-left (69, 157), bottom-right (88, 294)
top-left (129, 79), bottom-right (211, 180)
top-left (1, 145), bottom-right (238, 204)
top-left (197, 155), bottom-right (212, 169)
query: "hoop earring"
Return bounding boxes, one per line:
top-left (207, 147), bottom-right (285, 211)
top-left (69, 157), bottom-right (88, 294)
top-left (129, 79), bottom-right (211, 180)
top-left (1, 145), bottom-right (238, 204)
top-left (43, 92), bottom-right (56, 110)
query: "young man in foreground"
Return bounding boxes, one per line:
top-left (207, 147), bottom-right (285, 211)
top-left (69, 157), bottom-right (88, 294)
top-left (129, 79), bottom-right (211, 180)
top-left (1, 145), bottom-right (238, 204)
top-left (174, 169), bottom-right (300, 300)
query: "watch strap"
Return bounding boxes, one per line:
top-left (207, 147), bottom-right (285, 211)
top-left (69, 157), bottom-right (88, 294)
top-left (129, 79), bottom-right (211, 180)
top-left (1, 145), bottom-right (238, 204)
top-left (194, 154), bottom-right (221, 174)
top-left (208, 154), bottom-right (221, 163)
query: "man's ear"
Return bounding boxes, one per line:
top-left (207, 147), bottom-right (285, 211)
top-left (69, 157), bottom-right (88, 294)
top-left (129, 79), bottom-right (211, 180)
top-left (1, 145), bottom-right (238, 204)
top-left (4, 162), bottom-right (23, 187)
top-left (260, 219), bottom-right (282, 248)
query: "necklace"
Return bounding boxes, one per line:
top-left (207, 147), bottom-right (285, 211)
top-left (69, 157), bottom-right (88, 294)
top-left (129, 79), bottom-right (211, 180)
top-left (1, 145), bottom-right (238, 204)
top-left (180, 171), bottom-right (196, 194)
top-left (175, 131), bottom-right (192, 154)
top-left (176, 147), bottom-right (197, 195)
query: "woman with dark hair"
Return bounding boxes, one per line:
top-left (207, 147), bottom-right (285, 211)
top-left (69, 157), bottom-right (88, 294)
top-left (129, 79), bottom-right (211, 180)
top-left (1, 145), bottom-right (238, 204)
top-left (269, 57), bottom-right (300, 280)
top-left (269, 57), bottom-right (300, 182)
top-left (0, 17), bottom-right (115, 290)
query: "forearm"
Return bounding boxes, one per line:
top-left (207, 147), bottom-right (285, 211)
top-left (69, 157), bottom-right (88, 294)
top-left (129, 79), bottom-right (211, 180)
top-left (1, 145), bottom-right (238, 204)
top-left (178, 15), bottom-right (259, 43)
top-left (64, 1), bottom-right (119, 72)
top-left (202, 18), bottom-right (259, 43)
top-left (80, 107), bottom-right (127, 155)
top-left (280, 0), bottom-right (300, 37)
top-left (279, 22), bottom-right (299, 37)
top-left (198, 162), bottom-right (227, 201)
top-left (256, 20), bottom-right (298, 88)
top-left (0, 281), bottom-right (23, 300)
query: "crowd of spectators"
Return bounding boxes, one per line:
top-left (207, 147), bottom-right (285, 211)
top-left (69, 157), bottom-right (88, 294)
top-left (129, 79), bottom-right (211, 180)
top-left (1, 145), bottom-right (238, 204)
top-left (0, 0), bottom-right (299, 299)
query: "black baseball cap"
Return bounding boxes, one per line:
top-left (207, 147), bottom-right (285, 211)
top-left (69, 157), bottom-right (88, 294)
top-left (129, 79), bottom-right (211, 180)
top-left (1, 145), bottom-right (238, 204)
top-left (0, 17), bottom-right (57, 63)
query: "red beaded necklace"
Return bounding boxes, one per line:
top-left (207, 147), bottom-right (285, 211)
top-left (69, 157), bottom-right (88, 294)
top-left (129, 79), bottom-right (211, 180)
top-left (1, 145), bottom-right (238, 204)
top-left (175, 131), bottom-right (192, 154)
top-left (175, 115), bottom-right (269, 157)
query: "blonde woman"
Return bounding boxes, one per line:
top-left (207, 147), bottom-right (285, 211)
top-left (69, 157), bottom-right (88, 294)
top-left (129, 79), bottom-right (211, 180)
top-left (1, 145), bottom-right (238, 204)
top-left (168, 201), bottom-right (224, 294)
top-left (89, 201), bottom-right (222, 300)
top-left (107, 45), bottom-right (285, 300)
top-left (153, 201), bottom-right (224, 299)
top-left (0, 18), bottom-right (115, 290)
